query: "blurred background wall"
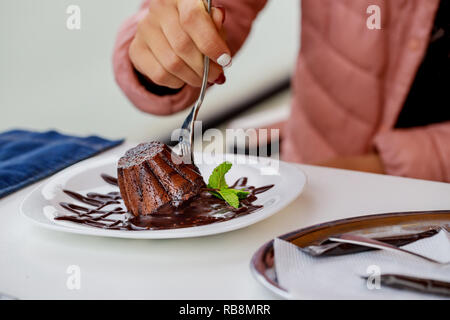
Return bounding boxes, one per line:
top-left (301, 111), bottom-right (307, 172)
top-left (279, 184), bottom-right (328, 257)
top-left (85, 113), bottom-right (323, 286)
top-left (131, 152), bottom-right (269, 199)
top-left (0, 0), bottom-right (300, 142)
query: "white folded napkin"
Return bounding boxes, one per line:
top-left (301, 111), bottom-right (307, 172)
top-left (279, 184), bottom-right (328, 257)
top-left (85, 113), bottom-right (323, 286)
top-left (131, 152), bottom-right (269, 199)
top-left (274, 230), bottom-right (450, 299)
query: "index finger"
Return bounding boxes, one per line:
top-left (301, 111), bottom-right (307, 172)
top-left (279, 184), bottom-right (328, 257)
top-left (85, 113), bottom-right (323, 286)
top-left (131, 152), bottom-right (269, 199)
top-left (177, 0), bottom-right (232, 68)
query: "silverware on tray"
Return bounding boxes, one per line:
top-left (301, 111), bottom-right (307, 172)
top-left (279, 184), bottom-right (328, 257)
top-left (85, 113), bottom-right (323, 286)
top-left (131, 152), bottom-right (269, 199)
top-left (300, 229), bottom-right (450, 297)
top-left (361, 274), bottom-right (450, 298)
top-left (301, 228), bottom-right (444, 257)
top-left (327, 233), bottom-right (449, 266)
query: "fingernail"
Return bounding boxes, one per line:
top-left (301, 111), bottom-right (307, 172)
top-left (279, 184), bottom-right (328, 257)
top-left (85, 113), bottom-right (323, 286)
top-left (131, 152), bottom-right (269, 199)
top-left (215, 5), bottom-right (226, 23)
top-left (217, 53), bottom-right (232, 68)
top-left (214, 73), bottom-right (226, 85)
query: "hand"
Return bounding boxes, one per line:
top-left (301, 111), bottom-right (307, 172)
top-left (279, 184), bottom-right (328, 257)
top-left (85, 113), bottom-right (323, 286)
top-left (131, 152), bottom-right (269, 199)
top-left (129, 0), bottom-right (230, 89)
top-left (314, 153), bottom-right (385, 174)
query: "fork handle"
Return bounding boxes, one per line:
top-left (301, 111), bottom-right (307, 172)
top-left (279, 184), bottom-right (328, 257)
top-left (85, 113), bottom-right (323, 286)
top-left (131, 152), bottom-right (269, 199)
top-left (180, 0), bottom-right (212, 163)
top-left (188, 0), bottom-right (212, 139)
top-left (329, 234), bottom-right (446, 265)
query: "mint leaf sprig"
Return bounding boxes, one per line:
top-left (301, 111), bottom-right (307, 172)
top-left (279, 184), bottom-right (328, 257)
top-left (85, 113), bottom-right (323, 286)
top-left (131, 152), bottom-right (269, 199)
top-left (207, 161), bottom-right (250, 208)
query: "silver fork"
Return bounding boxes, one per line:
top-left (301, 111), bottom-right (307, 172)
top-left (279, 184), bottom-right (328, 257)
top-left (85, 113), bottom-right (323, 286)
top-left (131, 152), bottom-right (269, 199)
top-left (328, 233), bottom-right (450, 266)
top-left (173, 0), bottom-right (212, 165)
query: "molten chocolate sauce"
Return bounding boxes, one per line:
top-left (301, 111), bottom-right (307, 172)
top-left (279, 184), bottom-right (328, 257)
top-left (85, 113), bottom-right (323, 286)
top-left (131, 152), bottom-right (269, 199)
top-left (55, 174), bottom-right (274, 231)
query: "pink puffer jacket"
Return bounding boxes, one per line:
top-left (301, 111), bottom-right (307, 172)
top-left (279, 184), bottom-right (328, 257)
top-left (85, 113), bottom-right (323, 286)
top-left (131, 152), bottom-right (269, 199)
top-left (113, 0), bottom-right (450, 182)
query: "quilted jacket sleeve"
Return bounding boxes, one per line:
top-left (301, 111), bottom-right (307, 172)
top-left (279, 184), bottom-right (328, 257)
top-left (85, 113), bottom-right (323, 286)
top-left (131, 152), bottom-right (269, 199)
top-left (374, 121), bottom-right (450, 182)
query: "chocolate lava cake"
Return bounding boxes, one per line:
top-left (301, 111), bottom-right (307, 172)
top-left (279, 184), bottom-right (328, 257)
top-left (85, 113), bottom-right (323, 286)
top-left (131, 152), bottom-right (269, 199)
top-left (117, 142), bottom-right (205, 216)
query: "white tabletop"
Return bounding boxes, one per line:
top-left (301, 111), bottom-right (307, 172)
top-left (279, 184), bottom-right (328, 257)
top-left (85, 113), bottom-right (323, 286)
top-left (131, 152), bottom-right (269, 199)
top-left (1, 144), bottom-right (450, 299)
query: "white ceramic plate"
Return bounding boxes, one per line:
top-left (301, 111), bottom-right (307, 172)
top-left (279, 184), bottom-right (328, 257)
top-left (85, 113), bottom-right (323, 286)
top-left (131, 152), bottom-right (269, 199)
top-left (20, 153), bottom-right (306, 239)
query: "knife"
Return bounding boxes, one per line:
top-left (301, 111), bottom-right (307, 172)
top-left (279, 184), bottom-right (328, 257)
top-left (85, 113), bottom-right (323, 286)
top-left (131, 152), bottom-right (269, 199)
top-left (362, 274), bottom-right (450, 297)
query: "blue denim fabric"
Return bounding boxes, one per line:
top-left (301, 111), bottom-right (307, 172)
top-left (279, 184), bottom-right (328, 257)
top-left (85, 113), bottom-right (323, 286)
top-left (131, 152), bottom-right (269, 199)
top-left (0, 129), bottom-right (123, 198)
